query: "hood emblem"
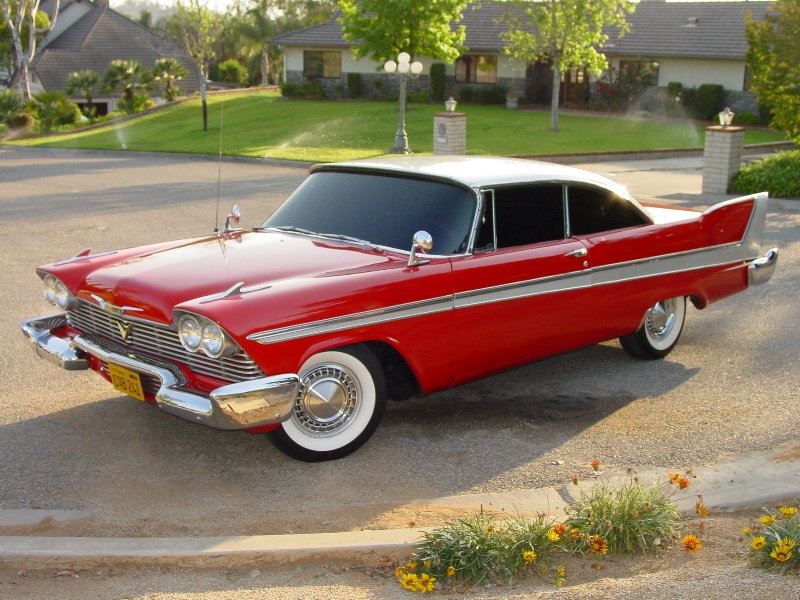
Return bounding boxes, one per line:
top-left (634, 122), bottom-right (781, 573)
top-left (91, 294), bottom-right (144, 316)
top-left (117, 321), bottom-right (133, 341)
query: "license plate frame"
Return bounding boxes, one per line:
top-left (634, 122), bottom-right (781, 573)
top-left (108, 363), bottom-right (146, 402)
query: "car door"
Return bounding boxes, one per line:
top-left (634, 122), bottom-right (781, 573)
top-left (449, 184), bottom-right (593, 385)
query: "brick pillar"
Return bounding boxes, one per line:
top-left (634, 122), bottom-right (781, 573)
top-left (433, 112), bottom-right (466, 155)
top-left (702, 125), bottom-right (745, 194)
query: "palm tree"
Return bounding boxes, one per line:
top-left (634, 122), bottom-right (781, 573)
top-left (152, 57), bottom-right (188, 101)
top-left (65, 69), bottom-right (100, 118)
top-left (102, 59), bottom-right (154, 114)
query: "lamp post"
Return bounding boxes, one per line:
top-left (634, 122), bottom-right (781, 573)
top-left (384, 52), bottom-right (423, 154)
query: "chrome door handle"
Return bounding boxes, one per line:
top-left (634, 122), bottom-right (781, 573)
top-left (565, 248), bottom-right (588, 258)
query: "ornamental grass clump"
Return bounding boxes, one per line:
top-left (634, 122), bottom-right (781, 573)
top-left (564, 470), bottom-right (685, 555)
top-left (744, 506), bottom-right (800, 573)
top-left (406, 509), bottom-right (566, 591)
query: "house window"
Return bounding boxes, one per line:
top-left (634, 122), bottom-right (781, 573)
top-left (455, 55), bottom-right (497, 84)
top-left (303, 50), bottom-right (342, 79)
top-left (619, 60), bottom-right (660, 86)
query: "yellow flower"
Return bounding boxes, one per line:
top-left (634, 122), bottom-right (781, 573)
top-left (395, 566), bottom-right (406, 579)
top-left (668, 472), bottom-right (681, 483)
top-left (423, 559), bottom-right (431, 569)
top-left (418, 573), bottom-right (436, 593)
top-left (569, 528), bottom-right (582, 540)
top-left (589, 535), bottom-right (608, 555)
top-left (771, 544), bottom-right (793, 563)
top-left (741, 527), bottom-right (751, 535)
top-left (406, 560), bottom-right (418, 571)
top-left (695, 498), bottom-right (709, 516)
top-left (776, 538), bottom-right (797, 552)
top-left (547, 529), bottom-right (561, 542)
top-left (523, 550), bottom-right (537, 564)
top-left (556, 566), bottom-right (566, 577)
top-left (779, 506), bottom-right (798, 518)
top-left (751, 536), bottom-right (767, 550)
top-left (682, 535), bottom-right (702, 553)
top-left (446, 566), bottom-right (456, 577)
top-left (399, 573), bottom-right (420, 592)
top-left (759, 514), bottom-right (777, 525)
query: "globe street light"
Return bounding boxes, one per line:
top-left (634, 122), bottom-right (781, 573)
top-left (384, 52), bottom-right (423, 154)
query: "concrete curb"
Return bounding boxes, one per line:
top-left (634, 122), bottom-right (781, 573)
top-left (2, 442), bottom-right (798, 571)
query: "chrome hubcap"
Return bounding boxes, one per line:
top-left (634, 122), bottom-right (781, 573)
top-left (645, 299), bottom-right (676, 341)
top-left (294, 364), bottom-right (358, 434)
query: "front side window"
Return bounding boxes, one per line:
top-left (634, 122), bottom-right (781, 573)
top-left (475, 185), bottom-right (565, 250)
top-left (303, 50), bottom-right (342, 79)
top-left (455, 55), bottom-right (497, 84)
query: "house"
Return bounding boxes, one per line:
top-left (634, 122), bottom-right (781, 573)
top-left (27, 0), bottom-right (201, 113)
top-left (268, 0), bottom-right (772, 114)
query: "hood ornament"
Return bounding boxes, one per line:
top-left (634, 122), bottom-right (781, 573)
top-left (91, 294), bottom-right (144, 316)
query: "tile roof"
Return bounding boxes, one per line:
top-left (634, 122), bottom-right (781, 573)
top-left (32, 1), bottom-right (201, 96)
top-left (269, 1), bottom-right (773, 61)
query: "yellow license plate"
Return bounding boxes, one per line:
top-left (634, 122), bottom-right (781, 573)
top-left (108, 363), bottom-right (146, 402)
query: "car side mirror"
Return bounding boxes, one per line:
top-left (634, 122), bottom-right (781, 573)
top-left (408, 230), bottom-right (433, 267)
top-left (223, 204), bottom-right (241, 233)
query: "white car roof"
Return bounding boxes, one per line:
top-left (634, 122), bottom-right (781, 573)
top-left (319, 155), bottom-right (634, 199)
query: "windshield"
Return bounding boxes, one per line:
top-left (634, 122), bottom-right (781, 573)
top-left (264, 171), bottom-right (477, 255)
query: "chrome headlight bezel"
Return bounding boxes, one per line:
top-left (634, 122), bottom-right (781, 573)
top-left (176, 312), bottom-right (239, 358)
top-left (41, 274), bottom-right (78, 310)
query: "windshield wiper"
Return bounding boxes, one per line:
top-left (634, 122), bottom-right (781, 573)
top-left (260, 225), bottom-right (318, 236)
top-left (318, 233), bottom-right (380, 251)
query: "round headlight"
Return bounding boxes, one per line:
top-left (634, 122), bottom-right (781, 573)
top-left (54, 280), bottom-right (71, 309)
top-left (201, 322), bottom-right (225, 357)
top-left (43, 275), bottom-right (57, 305)
top-left (178, 315), bottom-right (202, 351)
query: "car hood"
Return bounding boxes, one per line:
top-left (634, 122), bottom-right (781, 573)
top-left (80, 230), bottom-right (399, 323)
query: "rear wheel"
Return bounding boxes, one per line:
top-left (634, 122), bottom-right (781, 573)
top-left (267, 345), bottom-right (387, 462)
top-left (620, 296), bottom-right (687, 360)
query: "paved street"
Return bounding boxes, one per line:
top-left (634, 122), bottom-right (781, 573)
top-left (0, 145), bottom-right (798, 598)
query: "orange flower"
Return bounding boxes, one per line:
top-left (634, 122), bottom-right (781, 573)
top-left (571, 474), bottom-right (579, 485)
top-left (677, 477), bottom-right (691, 489)
top-left (553, 523), bottom-right (567, 535)
top-left (591, 460), bottom-right (601, 472)
top-left (682, 535), bottom-right (702, 553)
top-left (589, 535), bottom-right (608, 555)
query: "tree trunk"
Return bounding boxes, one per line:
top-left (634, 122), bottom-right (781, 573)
top-left (549, 58), bottom-right (560, 132)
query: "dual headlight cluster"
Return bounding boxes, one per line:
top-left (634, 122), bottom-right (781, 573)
top-left (42, 274), bottom-right (78, 310)
top-left (177, 312), bottom-right (239, 358)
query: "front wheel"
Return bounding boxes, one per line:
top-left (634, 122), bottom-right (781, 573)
top-left (267, 345), bottom-right (387, 462)
top-left (620, 296), bottom-right (687, 360)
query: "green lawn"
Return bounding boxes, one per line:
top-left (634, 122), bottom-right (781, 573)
top-left (7, 91), bottom-right (787, 163)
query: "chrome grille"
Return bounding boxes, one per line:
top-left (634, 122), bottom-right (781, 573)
top-left (68, 300), bottom-right (265, 382)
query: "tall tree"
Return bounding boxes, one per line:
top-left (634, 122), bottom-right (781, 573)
top-left (503, 0), bottom-right (634, 131)
top-left (102, 59), bottom-right (154, 114)
top-left (0, 0), bottom-right (61, 100)
top-left (164, 0), bottom-right (222, 130)
top-left (338, 0), bottom-right (468, 65)
top-left (746, 0), bottom-right (800, 143)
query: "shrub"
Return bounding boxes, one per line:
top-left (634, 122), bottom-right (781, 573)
top-left (217, 59), bottom-right (249, 87)
top-left (474, 84), bottom-right (508, 105)
top-left (29, 91), bottom-right (81, 133)
top-left (696, 83), bottom-right (725, 121)
top-left (407, 91), bottom-right (429, 103)
top-left (743, 506), bottom-right (800, 573)
top-left (458, 86), bottom-right (475, 103)
top-left (280, 81), bottom-right (298, 97)
top-left (5, 111), bottom-right (33, 130)
top-left (117, 93), bottom-right (152, 115)
top-left (430, 62), bottom-right (446, 102)
top-left (564, 469), bottom-right (684, 555)
top-left (730, 150), bottom-right (800, 198)
top-left (346, 72), bottom-right (361, 98)
top-left (0, 88), bottom-right (25, 124)
top-left (732, 111), bottom-right (759, 126)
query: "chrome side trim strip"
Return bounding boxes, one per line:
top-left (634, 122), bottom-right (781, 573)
top-left (247, 295), bottom-right (453, 345)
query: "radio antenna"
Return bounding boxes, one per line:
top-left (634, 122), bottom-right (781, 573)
top-left (214, 102), bottom-right (224, 234)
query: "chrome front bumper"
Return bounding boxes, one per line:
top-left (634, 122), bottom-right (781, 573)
top-left (20, 314), bottom-right (299, 431)
top-left (748, 247), bottom-right (779, 286)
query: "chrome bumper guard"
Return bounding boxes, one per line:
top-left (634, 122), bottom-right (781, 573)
top-left (20, 314), bottom-right (300, 431)
top-left (748, 247), bottom-right (779, 287)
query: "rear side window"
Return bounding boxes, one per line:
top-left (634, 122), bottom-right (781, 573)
top-left (567, 185), bottom-right (649, 235)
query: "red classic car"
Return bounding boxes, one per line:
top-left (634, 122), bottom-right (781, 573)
top-left (21, 156), bottom-right (778, 461)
